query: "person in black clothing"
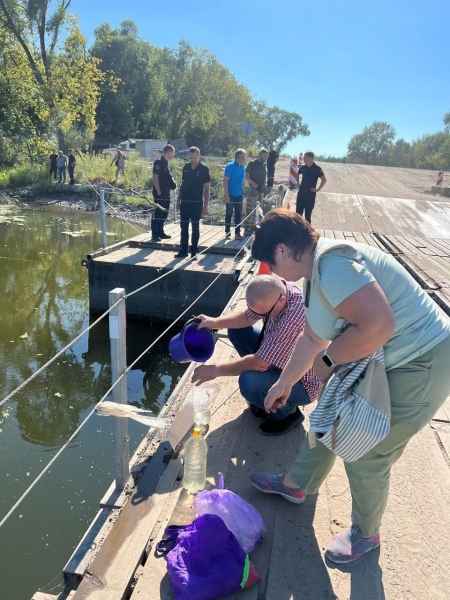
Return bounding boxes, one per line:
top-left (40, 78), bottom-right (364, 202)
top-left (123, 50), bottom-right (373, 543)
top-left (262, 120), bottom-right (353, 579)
top-left (175, 147), bottom-right (210, 259)
top-left (151, 144), bottom-right (176, 242)
top-left (49, 149), bottom-right (57, 180)
top-left (267, 146), bottom-right (279, 188)
top-left (68, 150), bottom-right (76, 185)
top-left (295, 151), bottom-right (326, 224)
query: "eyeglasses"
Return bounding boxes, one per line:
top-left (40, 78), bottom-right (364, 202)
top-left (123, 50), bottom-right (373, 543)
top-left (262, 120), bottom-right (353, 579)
top-left (247, 293), bottom-right (282, 318)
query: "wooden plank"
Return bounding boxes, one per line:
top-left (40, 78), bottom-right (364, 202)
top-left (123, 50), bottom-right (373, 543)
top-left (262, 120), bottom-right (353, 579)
top-left (361, 233), bottom-right (383, 250)
top-left (333, 230), bottom-right (346, 240)
top-left (433, 238), bottom-right (450, 251)
top-left (323, 229), bottom-right (335, 239)
top-left (353, 232), bottom-right (368, 245)
top-left (405, 236), bottom-right (438, 256)
top-left (420, 238), bottom-right (450, 257)
top-left (343, 231), bottom-right (356, 241)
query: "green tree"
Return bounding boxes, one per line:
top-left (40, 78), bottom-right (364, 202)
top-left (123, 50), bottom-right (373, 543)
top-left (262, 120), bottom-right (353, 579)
top-left (411, 132), bottom-right (450, 170)
top-left (443, 112), bottom-right (450, 133)
top-left (347, 121), bottom-right (396, 165)
top-left (389, 138), bottom-right (412, 168)
top-left (255, 105), bottom-right (310, 152)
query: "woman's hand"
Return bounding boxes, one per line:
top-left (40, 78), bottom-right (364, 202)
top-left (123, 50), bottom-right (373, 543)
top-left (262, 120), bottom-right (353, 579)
top-left (264, 380), bottom-right (292, 414)
top-left (312, 350), bottom-right (337, 383)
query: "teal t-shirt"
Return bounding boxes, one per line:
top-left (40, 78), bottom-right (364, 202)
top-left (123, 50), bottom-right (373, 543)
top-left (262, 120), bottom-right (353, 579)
top-left (305, 238), bottom-right (450, 370)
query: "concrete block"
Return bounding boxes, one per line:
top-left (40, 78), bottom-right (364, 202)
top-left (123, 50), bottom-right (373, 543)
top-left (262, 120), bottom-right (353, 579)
top-left (431, 185), bottom-right (450, 196)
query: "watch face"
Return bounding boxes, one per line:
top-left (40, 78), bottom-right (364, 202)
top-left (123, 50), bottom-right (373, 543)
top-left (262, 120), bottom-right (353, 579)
top-left (322, 353), bottom-right (333, 367)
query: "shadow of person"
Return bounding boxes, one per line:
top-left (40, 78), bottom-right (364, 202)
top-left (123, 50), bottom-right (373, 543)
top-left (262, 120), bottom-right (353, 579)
top-left (326, 548), bottom-right (386, 600)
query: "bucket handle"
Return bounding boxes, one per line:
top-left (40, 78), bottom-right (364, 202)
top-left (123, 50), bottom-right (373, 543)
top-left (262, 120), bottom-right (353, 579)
top-left (179, 316), bottom-right (201, 340)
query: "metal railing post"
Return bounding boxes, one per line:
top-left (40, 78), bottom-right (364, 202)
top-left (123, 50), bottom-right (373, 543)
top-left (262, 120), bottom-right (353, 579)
top-left (109, 288), bottom-right (130, 491)
top-left (172, 190), bottom-right (177, 222)
top-left (255, 201), bottom-right (260, 226)
top-left (99, 188), bottom-right (107, 248)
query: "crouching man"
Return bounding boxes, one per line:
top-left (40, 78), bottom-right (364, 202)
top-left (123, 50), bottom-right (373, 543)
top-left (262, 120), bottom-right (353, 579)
top-left (192, 275), bottom-right (320, 436)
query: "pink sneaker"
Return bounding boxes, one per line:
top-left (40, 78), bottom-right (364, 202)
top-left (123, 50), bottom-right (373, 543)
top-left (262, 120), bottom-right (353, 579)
top-left (250, 473), bottom-right (305, 504)
top-left (326, 524), bottom-right (380, 564)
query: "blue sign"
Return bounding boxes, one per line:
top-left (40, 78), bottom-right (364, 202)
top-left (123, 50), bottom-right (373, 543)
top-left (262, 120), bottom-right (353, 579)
top-left (241, 120), bottom-right (255, 135)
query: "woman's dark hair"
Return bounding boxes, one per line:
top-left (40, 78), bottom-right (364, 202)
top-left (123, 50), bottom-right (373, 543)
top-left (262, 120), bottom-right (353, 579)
top-left (251, 209), bottom-right (320, 266)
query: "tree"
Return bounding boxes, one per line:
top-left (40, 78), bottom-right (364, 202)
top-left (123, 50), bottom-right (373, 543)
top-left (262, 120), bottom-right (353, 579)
top-left (389, 138), bottom-right (412, 168)
top-left (411, 132), bottom-right (450, 170)
top-left (444, 112), bottom-right (450, 133)
top-left (347, 121), bottom-right (396, 165)
top-left (255, 106), bottom-right (310, 152)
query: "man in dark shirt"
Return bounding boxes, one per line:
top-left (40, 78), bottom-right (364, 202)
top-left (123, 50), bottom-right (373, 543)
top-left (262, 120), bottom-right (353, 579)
top-left (49, 150), bottom-right (57, 180)
top-left (175, 147), bottom-right (210, 259)
top-left (266, 146), bottom-right (279, 188)
top-left (151, 144), bottom-right (176, 242)
top-left (68, 150), bottom-right (76, 185)
top-left (296, 151), bottom-right (326, 224)
top-left (244, 148), bottom-right (268, 234)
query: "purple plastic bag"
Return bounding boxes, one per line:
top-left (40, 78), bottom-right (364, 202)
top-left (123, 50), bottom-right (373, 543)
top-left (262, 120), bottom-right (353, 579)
top-left (161, 514), bottom-right (253, 600)
top-left (194, 473), bottom-right (266, 553)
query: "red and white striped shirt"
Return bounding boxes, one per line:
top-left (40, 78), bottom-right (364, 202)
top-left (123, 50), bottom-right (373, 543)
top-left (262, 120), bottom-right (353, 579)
top-left (246, 281), bottom-right (320, 403)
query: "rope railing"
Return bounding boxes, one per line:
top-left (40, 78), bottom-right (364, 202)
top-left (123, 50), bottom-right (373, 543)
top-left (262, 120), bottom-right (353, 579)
top-left (0, 240), bottom-right (249, 530)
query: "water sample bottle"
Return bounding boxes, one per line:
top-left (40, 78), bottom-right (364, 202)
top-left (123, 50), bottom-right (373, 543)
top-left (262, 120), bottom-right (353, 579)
top-left (183, 427), bottom-right (207, 494)
top-left (192, 387), bottom-right (211, 434)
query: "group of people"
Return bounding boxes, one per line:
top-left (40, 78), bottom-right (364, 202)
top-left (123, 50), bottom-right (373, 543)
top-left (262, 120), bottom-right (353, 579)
top-left (49, 150), bottom-right (76, 185)
top-left (189, 208), bottom-right (450, 565)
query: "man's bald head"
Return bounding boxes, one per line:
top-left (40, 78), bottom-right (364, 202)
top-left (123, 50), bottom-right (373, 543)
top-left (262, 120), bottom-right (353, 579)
top-left (246, 275), bottom-right (284, 315)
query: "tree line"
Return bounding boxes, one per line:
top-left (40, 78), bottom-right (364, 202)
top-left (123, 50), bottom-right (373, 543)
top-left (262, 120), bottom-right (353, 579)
top-left (317, 118), bottom-right (450, 170)
top-left (0, 2), bottom-right (308, 168)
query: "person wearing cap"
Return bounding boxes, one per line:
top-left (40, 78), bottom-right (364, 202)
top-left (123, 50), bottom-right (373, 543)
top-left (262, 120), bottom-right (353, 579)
top-left (266, 146), bottom-right (279, 188)
top-left (223, 149), bottom-right (246, 240)
top-left (191, 274), bottom-right (320, 436)
top-left (151, 144), bottom-right (177, 242)
top-left (296, 151), bottom-right (326, 224)
top-left (244, 149), bottom-right (268, 234)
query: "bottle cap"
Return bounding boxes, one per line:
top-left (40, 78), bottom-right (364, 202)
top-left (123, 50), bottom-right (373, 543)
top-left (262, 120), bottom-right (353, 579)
top-left (193, 427), bottom-right (201, 437)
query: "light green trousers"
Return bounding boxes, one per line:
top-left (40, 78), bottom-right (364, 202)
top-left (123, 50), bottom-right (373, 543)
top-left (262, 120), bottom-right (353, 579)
top-left (288, 334), bottom-right (450, 537)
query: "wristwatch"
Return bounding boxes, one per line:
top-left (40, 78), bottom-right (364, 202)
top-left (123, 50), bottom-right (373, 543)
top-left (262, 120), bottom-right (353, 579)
top-left (322, 349), bottom-right (336, 368)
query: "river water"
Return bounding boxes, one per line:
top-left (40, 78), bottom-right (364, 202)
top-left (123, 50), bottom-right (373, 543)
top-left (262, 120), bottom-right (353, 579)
top-left (0, 205), bottom-right (186, 600)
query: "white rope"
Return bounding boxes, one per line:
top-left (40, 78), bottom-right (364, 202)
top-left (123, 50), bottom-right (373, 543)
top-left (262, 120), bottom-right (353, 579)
top-left (0, 242), bottom-right (247, 529)
top-left (103, 200), bottom-right (144, 235)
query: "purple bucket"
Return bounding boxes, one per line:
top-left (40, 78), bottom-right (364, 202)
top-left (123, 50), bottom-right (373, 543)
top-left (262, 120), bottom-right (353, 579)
top-left (169, 321), bottom-right (215, 363)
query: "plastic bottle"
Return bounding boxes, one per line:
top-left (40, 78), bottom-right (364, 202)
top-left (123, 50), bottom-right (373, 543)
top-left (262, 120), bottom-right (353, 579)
top-left (183, 427), bottom-right (208, 494)
top-left (192, 388), bottom-right (211, 434)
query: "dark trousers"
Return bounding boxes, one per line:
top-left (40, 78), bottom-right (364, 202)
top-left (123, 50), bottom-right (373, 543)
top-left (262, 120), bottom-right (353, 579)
top-left (225, 195), bottom-right (243, 234)
top-left (296, 190), bottom-right (316, 224)
top-left (151, 197), bottom-right (170, 238)
top-left (50, 165), bottom-right (57, 179)
top-left (267, 164), bottom-right (275, 187)
top-left (180, 201), bottom-right (203, 253)
top-left (68, 165), bottom-right (75, 185)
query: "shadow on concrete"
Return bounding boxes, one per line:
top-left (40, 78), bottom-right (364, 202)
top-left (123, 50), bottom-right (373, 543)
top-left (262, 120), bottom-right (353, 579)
top-left (326, 549), bottom-right (386, 600)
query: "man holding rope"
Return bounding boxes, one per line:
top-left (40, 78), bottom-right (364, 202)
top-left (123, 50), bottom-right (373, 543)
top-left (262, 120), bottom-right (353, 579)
top-left (192, 275), bottom-right (320, 435)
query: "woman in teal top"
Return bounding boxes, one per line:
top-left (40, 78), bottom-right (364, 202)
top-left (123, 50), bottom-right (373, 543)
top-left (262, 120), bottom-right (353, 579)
top-left (249, 208), bottom-right (450, 565)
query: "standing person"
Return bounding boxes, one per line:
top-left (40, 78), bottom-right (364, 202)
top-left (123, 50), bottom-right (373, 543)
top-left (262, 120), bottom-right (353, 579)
top-left (49, 149), bottom-right (57, 180)
top-left (250, 209), bottom-right (450, 564)
top-left (151, 144), bottom-right (177, 242)
top-left (223, 149), bottom-right (246, 240)
top-left (175, 147), bottom-right (210, 259)
top-left (68, 150), bottom-right (76, 185)
top-left (57, 150), bottom-right (67, 183)
top-left (111, 149), bottom-right (126, 182)
top-left (266, 145), bottom-right (279, 188)
top-left (244, 148), bottom-right (268, 235)
top-left (296, 151), bottom-right (326, 224)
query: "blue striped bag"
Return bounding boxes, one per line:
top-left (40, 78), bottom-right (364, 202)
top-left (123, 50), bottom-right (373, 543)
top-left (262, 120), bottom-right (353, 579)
top-left (309, 348), bottom-right (391, 462)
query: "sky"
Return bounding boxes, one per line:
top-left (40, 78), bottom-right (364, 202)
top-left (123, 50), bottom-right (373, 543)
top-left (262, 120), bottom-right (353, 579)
top-left (73, 0), bottom-right (450, 157)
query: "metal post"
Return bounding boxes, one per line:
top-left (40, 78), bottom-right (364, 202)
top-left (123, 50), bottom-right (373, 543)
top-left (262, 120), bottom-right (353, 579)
top-left (99, 189), bottom-right (107, 248)
top-left (255, 201), bottom-right (260, 226)
top-left (109, 288), bottom-right (130, 491)
top-left (172, 190), bottom-right (177, 222)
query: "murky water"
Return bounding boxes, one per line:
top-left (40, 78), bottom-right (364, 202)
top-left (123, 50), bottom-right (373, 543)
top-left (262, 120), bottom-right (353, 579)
top-left (0, 206), bottom-right (186, 600)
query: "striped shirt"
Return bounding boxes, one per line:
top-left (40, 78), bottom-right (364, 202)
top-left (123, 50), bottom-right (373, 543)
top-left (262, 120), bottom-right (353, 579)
top-left (246, 281), bottom-right (321, 403)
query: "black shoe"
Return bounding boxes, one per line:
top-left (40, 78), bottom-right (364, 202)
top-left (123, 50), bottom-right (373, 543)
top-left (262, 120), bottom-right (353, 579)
top-left (159, 232), bottom-right (171, 239)
top-left (248, 404), bottom-right (268, 419)
top-left (174, 251), bottom-right (188, 258)
top-left (258, 408), bottom-right (304, 436)
top-left (190, 252), bottom-right (197, 260)
top-left (225, 231), bottom-right (231, 238)
top-left (151, 237), bottom-right (161, 243)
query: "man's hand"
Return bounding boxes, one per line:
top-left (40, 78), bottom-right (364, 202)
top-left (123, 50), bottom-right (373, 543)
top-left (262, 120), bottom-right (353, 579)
top-left (310, 187), bottom-right (319, 193)
top-left (264, 380), bottom-right (292, 414)
top-left (197, 315), bottom-right (218, 330)
top-left (224, 194), bottom-right (230, 203)
top-left (176, 200), bottom-right (180, 212)
top-left (201, 205), bottom-right (208, 217)
top-left (250, 181), bottom-right (258, 189)
top-left (192, 364), bottom-right (218, 386)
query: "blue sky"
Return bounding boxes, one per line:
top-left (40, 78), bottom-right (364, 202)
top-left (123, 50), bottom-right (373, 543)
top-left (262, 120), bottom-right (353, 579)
top-left (74, 0), bottom-right (450, 156)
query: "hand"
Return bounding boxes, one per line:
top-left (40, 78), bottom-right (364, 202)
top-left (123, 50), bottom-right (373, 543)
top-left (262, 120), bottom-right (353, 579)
top-left (251, 182), bottom-right (258, 189)
top-left (312, 350), bottom-right (336, 383)
top-left (264, 380), bottom-right (292, 414)
top-left (310, 188), bottom-right (319, 193)
top-left (196, 315), bottom-right (217, 330)
top-left (176, 200), bottom-right (180, 212)
top-left (201, 205), bottom-right (208, 217)
top-left (224, 194), bottom-right (230, 203)
top-left (192, 364), bottom-right (218, 386)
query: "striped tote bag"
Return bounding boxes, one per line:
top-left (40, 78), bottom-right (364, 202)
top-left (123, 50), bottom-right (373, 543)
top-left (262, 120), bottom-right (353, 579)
top-left (308, 348), bottom-right (391, 462)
